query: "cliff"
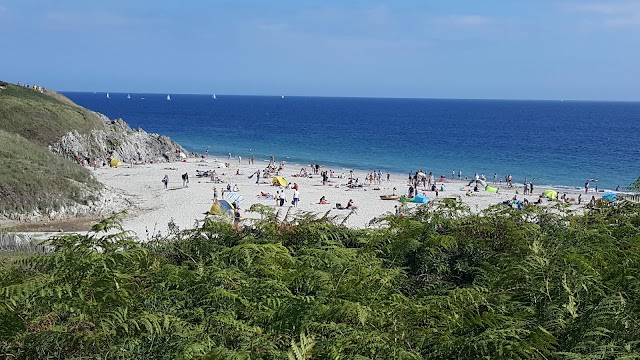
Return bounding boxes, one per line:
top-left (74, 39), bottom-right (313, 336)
top-left (0, 82), bottom-right (186, 222)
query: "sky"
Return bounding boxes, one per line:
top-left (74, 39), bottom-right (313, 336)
top-left (1, 1), bottom-right (639, 100)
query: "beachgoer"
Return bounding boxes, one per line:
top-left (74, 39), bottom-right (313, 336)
top-left (395, 205), bottom-right (401, 217)
top-left (585, 181), bottom-right (589, 194)
top-left (238, 155), bottom-right (242, 164)
top-left (233, 184), bottom-right (239, 192)
top-left (452, 170), bottom-right (455, 179)
top-left (589, 196), bottom-right (596, 206)
top-left (319, 196), bottom-right (329, 204)
top-left (279, 191), bottom-right (286, 206)
top-left (233, 208), bottom-right (241, 225)
top-left (181, 173), bottom-right (189, 187)
top-left (529, 182), bottom-right (533, 194)
top-left (213, 187), bottom-right (219, 201)
top-left (162, 175), bottom-right (169, 189)
top-left (458, 170), bottom-right (462, 180)
top-left (346, 199), bottom-right (357, 210)
top-left (292, 189), bottom-right (300, 206)
top-left (256, 171), bottom-right (260, 184)
top-left (615, 185), bottom-right (620, 192)
top-left (578, 194), bottom-right (582, 205)
top-left (493, 173), bottom-right (497, 184)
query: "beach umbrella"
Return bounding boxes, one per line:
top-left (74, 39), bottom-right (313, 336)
top-left (542, 189), bottom-right (557, 200)
top-left (110, 158), bottom-right (122, 167)
top-left (224, 191), bottom-right (244, 204)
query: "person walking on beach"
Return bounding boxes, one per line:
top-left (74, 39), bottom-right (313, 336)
top-left (493, 173), bottom-right (497, 184)
top-left (279, 190), bottom-right (286, 207)
top-left (182, 172), bottom-right (189, 187)
top-left (585, 181), bottom-right (589, 194)
top-left (162, 175), bottom-right (169, 189)
top-left (213, 187), bottom-right (219, 201)
top-left (255, 170), bottom-right (260, 184)
top-left (458, 170), bottom-right (462, 180)
top-left (529, 182), bottom-right (533, 195)
top-left (452, 170), bottom-right (455, 179)
top-left (238, 155), bottom-right (242, 164)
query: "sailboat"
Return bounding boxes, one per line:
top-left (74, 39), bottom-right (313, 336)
top-left (106, 93), bottom-right (110, 99)
top-left (166, 95), bottom-right (171, 101)
top-left (281, 95), bottom-right (285, 99)
top-left (213, 94), bottom-right (217, 100)
top-left (127, 94), bottom-right (131, 99)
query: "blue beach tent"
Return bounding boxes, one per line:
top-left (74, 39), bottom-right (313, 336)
top-left (601, 193), bottom-right (617, 202)
top-left (414, 193), bottom-right (430, 204)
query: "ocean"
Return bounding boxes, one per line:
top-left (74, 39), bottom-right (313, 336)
top-left (63, 92), bottom-right (640, 191)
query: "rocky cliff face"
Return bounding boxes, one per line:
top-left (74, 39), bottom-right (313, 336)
top-left (49, 113), bottom-right (188, 165)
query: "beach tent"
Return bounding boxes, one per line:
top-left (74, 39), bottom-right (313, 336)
top-left (542, 189), bottom-right (558, 200)
top-left (601, 193), bottom-right (617, 202)
top-left (485, 185), bottom-right (498, 193)
top-left (468, 179), bottom-right (487, 187)
top-left (213, 200), bottom-right (235, 214)
top-left (110, 158), bottom-right (123, 167)
top-left (224, 191), bottom-right (245, 205)
top-left (413, 193), bottom-right (430, 204)
top-left (208, 202), bottom-right (223, 215)
top-left (272, 176), bottom-right (288, 187)
top-left (216, 162), bottom-right (226, 168)
top-left (179, 152), bottom-right (187, 159)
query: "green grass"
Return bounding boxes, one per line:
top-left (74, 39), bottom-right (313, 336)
top-left (0, 84), bottom-right (103, 146)
top-left (0, 83), bottom-right (104, 216)
top-left (0, 130), bottom-right (100, 215)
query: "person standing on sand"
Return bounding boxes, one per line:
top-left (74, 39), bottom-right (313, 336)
top-left (238, 155), bottom-right (242, 164)
top-left (578, 194), bottom-right (582, 205)
top-left (458, 170), bottom-right (462, 180)
top-left (452, 170), bottom-right (455, 179)
top-left (529, 182), bottom-right (533, 195)
top-left (585, 181), bottom-right (589, 194)
top-left (162, 175), bottom-right (169, 189)
top-left (293, 189), bottom-right (300, 207)
top-left (494, 173), bottom-right (497, 184)
top-left (213, 187), bottom-right (219, 201)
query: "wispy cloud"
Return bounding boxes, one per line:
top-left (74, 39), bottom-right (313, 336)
top-left (434, 14), bottom-right (495, 28)
top-left (566, 2), bottom-right (640, 27)
top-left (45, 11), bottom-right (163, 30)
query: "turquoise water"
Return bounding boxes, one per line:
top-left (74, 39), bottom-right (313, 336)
top-left (63, 92), bottom-right (640, 190)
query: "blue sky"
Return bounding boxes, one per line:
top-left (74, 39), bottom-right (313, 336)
top-left (1, 1), bottom-right (639, 100)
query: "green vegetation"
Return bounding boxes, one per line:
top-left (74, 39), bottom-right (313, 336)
top-left (2, 201), bottom-right (639, 359)
top-left (0, 84), bottom-right (102, 216)
top-left (0, 84), bottom-right (102, 146)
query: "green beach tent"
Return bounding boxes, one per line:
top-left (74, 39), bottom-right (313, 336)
top-left (485, 185), bottom-right (498, 193)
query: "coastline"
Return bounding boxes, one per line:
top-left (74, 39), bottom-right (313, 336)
top-left (87, 154), bottom-right (615, 241)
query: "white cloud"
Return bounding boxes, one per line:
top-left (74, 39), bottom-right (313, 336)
top-left (45, 11), bottom-right (163, 30)
top-left (566, 2), bottom-right (640, 27)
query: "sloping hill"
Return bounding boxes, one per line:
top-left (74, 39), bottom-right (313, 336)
top-left (0, 84), bottom-right (103, 146)
top-left (0, 84), bottom-right (104, 219)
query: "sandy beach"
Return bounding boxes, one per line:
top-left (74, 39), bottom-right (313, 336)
top-left (87, 155), bottom-right (608, 241)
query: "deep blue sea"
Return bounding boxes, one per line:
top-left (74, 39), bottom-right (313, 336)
top-left (63, 92), bottom-right (640, 190)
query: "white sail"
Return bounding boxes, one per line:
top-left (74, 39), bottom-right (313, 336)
top-left (127, 94), bottom-right (131, 99)
top-left (213, 94), bottom-right (217, 100)
top-left (106, 93), bottom-right (110, 99)
top-left (281, 95), bottom-right (285, 99)
top-left (166, 95), bottom-right (171, 101)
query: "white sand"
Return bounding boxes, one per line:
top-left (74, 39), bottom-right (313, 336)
top-left (93, 157), bottom-right (598, 241)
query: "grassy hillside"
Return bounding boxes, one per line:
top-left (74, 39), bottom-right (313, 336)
top-left (0, 84), bottom-right (103, 146)
top-left (0, 83), bottom-right (103, 218)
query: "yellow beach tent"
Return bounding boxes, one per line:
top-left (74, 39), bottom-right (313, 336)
top-left (272, 176), bottom-right (288, 187)
top-left (485, 185), bottom-right (498, 193)
top-left (110, 158), bottom-right (123, 167)
top-left (542, 189), bottom-right (558, 200)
